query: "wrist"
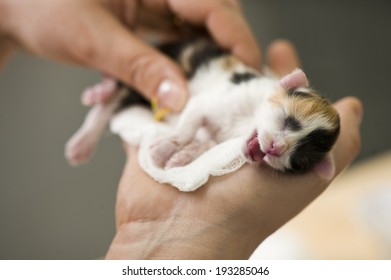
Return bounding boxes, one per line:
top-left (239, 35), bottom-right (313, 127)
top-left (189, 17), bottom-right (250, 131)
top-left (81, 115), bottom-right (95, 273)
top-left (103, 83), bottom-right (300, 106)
top-left (106, 219), bottom-right (240, 259)
top-left (106, 218), bottom-right (221, 259)
top-left (106, 207), bottom-right (268, 260)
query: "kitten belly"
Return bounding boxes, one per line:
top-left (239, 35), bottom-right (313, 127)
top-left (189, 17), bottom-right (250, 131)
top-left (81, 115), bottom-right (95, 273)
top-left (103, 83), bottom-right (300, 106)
top-left (243, 131), bottom-right (265, 162)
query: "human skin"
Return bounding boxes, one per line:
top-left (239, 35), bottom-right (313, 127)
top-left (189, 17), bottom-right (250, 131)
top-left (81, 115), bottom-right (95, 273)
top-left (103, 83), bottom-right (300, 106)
top-left (0, 0), bottom-right (362, 259)
top-left (0, 0), bottom-right (259, 112)
top-left (106, 41), bottom-right (362, 259)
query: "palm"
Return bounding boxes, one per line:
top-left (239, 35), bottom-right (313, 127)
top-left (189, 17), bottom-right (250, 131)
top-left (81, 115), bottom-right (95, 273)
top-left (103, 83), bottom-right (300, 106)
top-left (115, 147), bottom-right (182, 227)
top-left (109, 41), bottom-right (361, 259)
top-left (116, 98), bottom-right (360, 233)
top-left (114, 40), bottom-right (302, 228)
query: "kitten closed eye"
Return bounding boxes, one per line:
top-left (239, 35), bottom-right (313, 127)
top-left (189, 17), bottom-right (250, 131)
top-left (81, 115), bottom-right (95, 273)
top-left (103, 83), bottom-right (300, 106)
top-left (67, 37), bottom-right (340, 190)
top-left (284, 116), bottom-right (302, 131)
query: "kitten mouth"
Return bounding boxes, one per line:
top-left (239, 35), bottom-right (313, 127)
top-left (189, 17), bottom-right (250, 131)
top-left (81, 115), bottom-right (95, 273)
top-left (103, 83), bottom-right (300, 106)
top-left (244, 131), bottom-right (265, 162)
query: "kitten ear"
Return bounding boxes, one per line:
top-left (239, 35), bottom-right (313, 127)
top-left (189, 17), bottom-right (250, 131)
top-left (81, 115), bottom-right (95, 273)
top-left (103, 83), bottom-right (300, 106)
top-left (313, 154), bottom-right (335, 181)
top-left (280, 68), bottom-right (309, 89)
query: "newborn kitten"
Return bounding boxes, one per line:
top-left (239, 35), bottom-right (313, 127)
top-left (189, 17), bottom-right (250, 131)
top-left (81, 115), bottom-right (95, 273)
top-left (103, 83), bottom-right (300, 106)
top-left (66, 38), bottom-right (340, 175)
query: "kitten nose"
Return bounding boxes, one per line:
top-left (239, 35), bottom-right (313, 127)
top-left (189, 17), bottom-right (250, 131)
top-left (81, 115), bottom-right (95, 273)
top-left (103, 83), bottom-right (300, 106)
top-left (266, 142), bottom-right (287, 157)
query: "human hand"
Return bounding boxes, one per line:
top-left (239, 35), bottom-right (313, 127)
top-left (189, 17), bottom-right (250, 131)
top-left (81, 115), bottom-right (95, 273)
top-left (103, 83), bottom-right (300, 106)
top-left (0, 0), bottom-right (259, 111)
top-left (106, 40), bottom-right (362, 259)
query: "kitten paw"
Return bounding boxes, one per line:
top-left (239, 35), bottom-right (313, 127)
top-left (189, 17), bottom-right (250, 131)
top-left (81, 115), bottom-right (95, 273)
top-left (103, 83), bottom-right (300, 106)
top-left (165, 145), bottom-right (197, 169)
top-left (65, 133), bottom-right (97, 165)
top-left (164, 140), bottom-right (216, 169)
top-left (150, 136), bottom-right (216, 169)
top-left (81, 78), bottom-right (117, 106)
top-left (149, 137), bottom-right (182, 168)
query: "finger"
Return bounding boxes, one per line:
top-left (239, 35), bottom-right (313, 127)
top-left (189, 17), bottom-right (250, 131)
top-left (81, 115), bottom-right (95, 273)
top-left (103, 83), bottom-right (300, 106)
top-left (138, 0), bottom-right (172, 15)
top-left (104, 0), bottom-right (138, 28)
top-left (309, 97), bottom-right (362, 180)
top-left (331, 97), bottom-right (363, 174)
top-left (0, 40), bottom-right (15, 70)
top-left (135, 8), bottom-right (179, 32)
top-left (168, 0), bottom-right (261, 70)
top-left (71, 4), bottom-right (188, 112)
top-left (266, 39), bottom-right (301, 77)
top-left (109, 1), bottom-right (189, 37)
top-left (133, 8), bottom-right (193, 39)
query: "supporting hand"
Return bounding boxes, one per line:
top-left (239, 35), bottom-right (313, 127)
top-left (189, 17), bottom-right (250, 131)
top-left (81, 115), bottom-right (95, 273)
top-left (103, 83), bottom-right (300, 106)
top-left (106, 40), bottom-right (362, 259)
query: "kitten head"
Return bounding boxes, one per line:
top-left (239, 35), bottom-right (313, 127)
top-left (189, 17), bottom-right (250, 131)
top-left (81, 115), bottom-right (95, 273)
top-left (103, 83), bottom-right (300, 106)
top-left (245, 69), bottom-right (340, 176)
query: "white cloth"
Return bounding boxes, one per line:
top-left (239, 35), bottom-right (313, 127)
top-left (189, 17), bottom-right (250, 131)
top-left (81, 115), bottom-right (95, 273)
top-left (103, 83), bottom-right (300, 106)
top-left (110, 106), bottom-right (247, 192)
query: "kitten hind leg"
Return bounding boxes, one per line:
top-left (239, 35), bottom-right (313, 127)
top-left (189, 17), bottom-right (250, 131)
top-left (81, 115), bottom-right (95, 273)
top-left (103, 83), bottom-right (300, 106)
top-left (65, 88), bottom-right (126, 165)
top-left (81, 77), bottom-right (117, 106)
top-left (149, 137), bottom-right (184, 168)
top-left (165, 138), bottom-right (216, 169)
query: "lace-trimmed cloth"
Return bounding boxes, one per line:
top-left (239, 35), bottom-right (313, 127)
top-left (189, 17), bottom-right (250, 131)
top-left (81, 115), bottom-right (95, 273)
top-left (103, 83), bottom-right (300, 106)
top-left (110, 107), bottom-right (246, 192)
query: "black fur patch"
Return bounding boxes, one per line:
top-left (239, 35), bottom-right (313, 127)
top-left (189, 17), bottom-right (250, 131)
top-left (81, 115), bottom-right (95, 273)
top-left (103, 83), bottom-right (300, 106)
top-left (284, 116), bottom-right (302, 131)
top-left (230, 72), bottom-right (257, 84)
top-left (115, 38), bottom-right (227, 111)
top-left (187, 40), bottom-right (228, 77)
top-left (288, 126), bottom-right (339, 173)
top-left (152, 38), bottom-right (227, 77)
top-left (116, 81), bottom-right (150, 112)
top-left (158, 40), bottom-right (192, 62)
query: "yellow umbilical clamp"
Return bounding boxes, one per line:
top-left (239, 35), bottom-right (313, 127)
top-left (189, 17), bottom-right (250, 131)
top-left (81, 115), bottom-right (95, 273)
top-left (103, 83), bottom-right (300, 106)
top-left (151, 96), bottom-right (170, 122)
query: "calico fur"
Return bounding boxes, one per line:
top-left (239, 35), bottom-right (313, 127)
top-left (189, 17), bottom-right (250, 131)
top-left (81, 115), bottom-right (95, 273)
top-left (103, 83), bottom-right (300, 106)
top-left (66, 38), bottom-right (340, 174)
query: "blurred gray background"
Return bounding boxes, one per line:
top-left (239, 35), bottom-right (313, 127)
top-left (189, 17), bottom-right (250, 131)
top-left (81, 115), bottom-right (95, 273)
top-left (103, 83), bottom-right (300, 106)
top-left (1, 1), bottom-right (390, 259)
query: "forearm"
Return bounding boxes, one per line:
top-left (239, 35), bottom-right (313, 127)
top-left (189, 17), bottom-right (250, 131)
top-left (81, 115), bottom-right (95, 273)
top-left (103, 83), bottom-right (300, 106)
top-left (0, 0), bottom-right (14, 36)
top-left (0, 0), bottom-right (7, 27)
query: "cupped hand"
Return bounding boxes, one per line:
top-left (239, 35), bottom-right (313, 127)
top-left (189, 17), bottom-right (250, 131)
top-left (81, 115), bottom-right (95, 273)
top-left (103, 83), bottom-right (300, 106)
top-left (106, 40), bottom-right (362, 259)
top-left (0, 0), bottom-right (362, 260)
top-left (0, 0), bottom-right (259, 111)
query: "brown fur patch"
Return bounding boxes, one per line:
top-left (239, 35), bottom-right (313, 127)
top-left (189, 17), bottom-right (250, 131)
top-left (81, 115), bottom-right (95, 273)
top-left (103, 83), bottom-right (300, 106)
top-left (221, 55), bottom-right (240, 70)
top-left (179, 45), bottom-right (194, 73)
top-left (267, 89), bottom-right (286, 107)
top-left (286, 90), bottom-right (339, 129)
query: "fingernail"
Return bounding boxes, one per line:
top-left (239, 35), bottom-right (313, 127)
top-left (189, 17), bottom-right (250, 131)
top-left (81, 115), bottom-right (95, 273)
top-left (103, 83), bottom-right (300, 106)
top-left (157, 80), bottom-right (187, 112)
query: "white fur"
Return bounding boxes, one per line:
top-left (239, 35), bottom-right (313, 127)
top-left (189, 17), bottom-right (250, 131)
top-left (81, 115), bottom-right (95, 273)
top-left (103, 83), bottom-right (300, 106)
top-left (112, 62), bottom-right (289, 190)
top-left (67, 59), bottom-right (336, 190)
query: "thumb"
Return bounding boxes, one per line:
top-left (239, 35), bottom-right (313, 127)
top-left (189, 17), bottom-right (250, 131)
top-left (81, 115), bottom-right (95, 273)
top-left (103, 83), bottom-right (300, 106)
top-left (0, 39), bottom-right (15, 70)
top-left (106, 36), bottom-right (188, 112)
top-left (79, 5), bottom-right (188, 112)
top-left (332, 97), bottom-right (363, 175)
